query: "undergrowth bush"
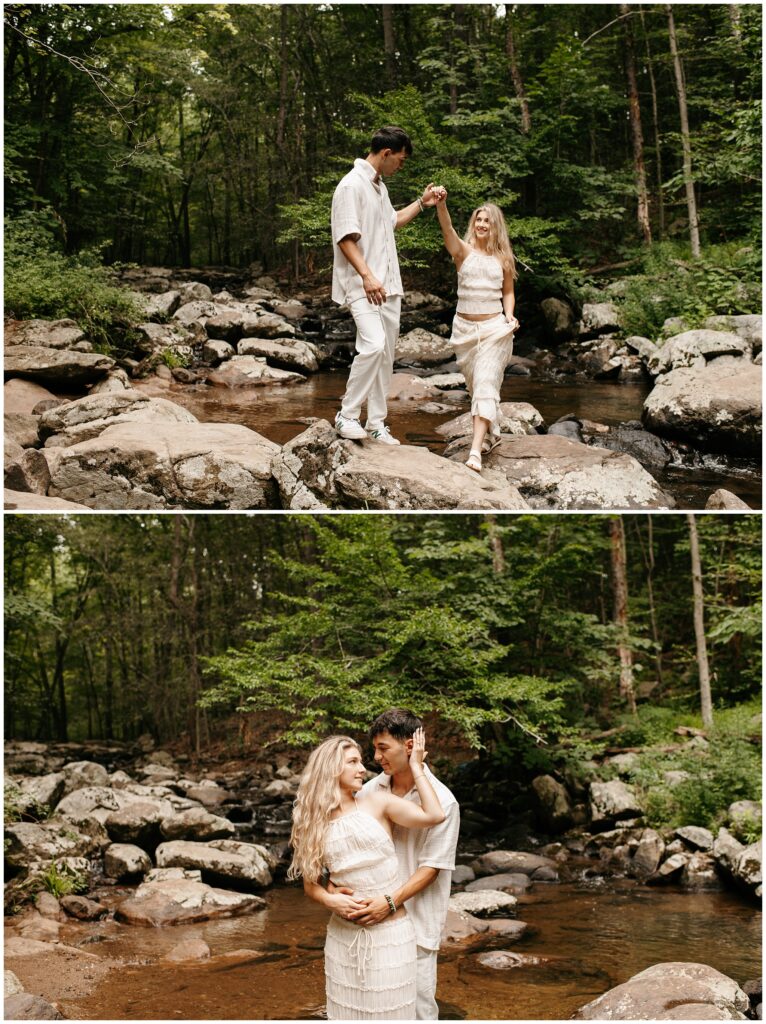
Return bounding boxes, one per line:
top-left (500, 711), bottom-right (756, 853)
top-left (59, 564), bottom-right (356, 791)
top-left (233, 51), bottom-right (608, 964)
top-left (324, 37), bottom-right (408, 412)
top-left (614, 241), bottom-right (761, 339)
top-left (5, 211), bottom-right (145, 348)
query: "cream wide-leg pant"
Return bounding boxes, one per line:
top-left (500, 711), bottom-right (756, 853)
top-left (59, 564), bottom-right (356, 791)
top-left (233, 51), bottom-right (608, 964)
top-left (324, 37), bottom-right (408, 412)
top-left (415, 945), bottom-right (439, 1020)
top-left (339, 295), bottom-right (401, 432)
top-left (450, 312), bottom-right (515, 440)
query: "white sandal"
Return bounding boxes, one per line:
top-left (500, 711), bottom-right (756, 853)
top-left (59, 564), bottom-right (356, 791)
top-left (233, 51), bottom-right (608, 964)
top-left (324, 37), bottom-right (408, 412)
top-left (466, 449), bottom-right (482, 473)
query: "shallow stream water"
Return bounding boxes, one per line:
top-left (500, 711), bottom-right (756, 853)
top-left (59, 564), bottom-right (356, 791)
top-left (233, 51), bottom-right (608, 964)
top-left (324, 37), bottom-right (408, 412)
top-left (160, 370), bottom-right (761, 509)
top-left (52, 878), bottom-right (760, 1020)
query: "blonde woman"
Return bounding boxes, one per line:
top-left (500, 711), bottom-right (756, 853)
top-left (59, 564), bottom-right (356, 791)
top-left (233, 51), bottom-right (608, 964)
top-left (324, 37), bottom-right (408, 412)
top-left (288, 730), bottom-right (444, 1020)
top-left (435, 192), bottom-right (520, 472)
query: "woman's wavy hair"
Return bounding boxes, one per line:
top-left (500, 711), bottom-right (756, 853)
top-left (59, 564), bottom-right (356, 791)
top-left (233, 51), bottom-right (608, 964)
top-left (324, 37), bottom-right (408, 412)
top-left (287, 735), bottom-right (362, 884)
top-left (464, 203), bottom-right (518, 279)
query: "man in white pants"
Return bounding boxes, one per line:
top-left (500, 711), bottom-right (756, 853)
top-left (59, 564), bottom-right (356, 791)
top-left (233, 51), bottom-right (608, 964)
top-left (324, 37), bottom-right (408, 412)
top-left (331, 126), bottom-right (443, 444)
top-left (349, 708), bottom-right (460, 1019)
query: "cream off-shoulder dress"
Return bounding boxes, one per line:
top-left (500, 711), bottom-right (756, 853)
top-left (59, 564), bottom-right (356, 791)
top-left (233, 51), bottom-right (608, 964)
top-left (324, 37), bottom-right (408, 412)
top-left (323, 810), bottom-right (417, 1020)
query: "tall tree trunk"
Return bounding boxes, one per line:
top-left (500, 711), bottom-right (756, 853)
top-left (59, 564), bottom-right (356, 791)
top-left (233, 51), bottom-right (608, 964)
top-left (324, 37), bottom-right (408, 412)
top-left (486, 514), bottom-right (506, 574)
top-left (609, 517), bottom-right (636, 714)
top-left (505, 10), bottom-right (531, 134)
top-left (382, 5), bottom-right (397, 90)
top-left (640, 6), bottom-right (665, 239)
top-left (666, 5), bottom-right (701, 256)
top-left (728, 4), bottom-right (742, 44)
top-left (621, 4), bottom-right (651, 244)
top-left (686, 514), bottom-right (713, 727)
top-left (636, 517), bottom-right (664, 687)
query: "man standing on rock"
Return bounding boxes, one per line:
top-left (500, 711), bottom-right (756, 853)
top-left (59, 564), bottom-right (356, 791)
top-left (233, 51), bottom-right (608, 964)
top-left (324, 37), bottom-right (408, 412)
top-left (342, 708), bottom-right (460, 1019)
top-left (331, 126), bottom-right (444, 444)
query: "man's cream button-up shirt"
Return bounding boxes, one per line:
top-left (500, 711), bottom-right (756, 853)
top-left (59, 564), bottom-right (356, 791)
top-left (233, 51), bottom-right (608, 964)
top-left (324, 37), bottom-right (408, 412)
top-left (331, 158), bottom-right (403, 305)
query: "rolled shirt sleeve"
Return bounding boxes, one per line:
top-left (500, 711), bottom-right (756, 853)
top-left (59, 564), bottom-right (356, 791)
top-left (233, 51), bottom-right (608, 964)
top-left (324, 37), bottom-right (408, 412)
top-left (417, 800), bottom-right (460, 872)
top-left (331, 184), bottom-right (362, 244)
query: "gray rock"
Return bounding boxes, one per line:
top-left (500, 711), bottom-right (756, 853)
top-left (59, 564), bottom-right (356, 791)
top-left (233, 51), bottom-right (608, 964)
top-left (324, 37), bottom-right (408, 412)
top-left (202, 339), bottom-right (235, 364)
top-left (466, 872), bottom-right (531, 895)
top-left (263, 779), bottom-right (297, 800)
top-left (12, 773), bottom-right (66, 814)
top-left (435, 402), bottom-right (544, 441)
top-left (4, 413), bottom-right (40, 449)
top-left (589, 780), bottom-right (643, 825)
top-left (470, 850), bottom-right (558, 878)
top-left (706, 489), bottom-right (751, 510)
top-left (675, 826), bottom-right (714, 851)
top-left (5, 318), bottom-right (86, 350)
top-left (541, 297), bottom-right (578, 341)
top-left (155, 839), bottom-right (273, 888)
top-left (184, 785), bottom-right (228, 810)
top-left (104, 843), bottom-right (153, 878)
top-left (624, 335), bottom-right (659, 362)
top-left (173, 300), bottom-right (220, 326)
top-left (402, 291), bottom-right (449, 311)
top-left (240, 311), bottom-right (297, 339)
top-left (3, 489), bottom-right (91, 511)
top-left (104, 800), bottom-right (168, 845)
top-left (630, 828), bottom-right (665, 878)
top-left (451, 865), bottom-right (476, 885)
top-left (61, 761), bottom-right (109, 794)
top-left (729, 800), bottom-right (762, 830)
top-left (574, 961), bottom-right (749, 1019)
top-left (5, 345), bottom-right (114, 386)
top-left (531, 775), bottom-right (573, 831)
top-left (134, 321), bottom-right (195, 357)
top-left (604, 752), bottom-right (640, 775)
top-left (237, 337), bottom-right (320, 373)
top-left (3, 993), bottom-right (65, 1019)
top-left (428, 372), bottom-right (466, 390)
top-left (484, 919), bottom-right (529, 941)
top-left (4, 970), bottom-right (24, 997)
top-left (656, 852), bottom-right (689, 879)
top-left (115, 877), bottom-right (266, 926)
top-left (34, 892), bottom-right (64, 920)
top-left (272, 420), bottom-right (529, 511)
top-left (42, 422), bottom-right (280, 510)
top-left (735, 840), bottom-right (761, 888)
top-left (395, 328), bottom-right (453, 366)
top-left (142, 290), bottom-right (181, 319)
top-left (580, 302), bottom-right (621, 334)
top-left (664, 770), bottom-right (691, 788)
top-left (643, 361), bottom-right (761, 451)
top-left (456, 434), bottom-right (673, 510)
top-left (179, 282), bottom-right (213, 304)
top-left (204, 354), bottom-right (305, 388)
top-left (681, 852), bottom-right (722, 890)
top-left (60, 894), bottom-right (107, 920)
top-left (713, 828), bottom-right (746, 876)
top-left (440, 908), bottom-right (489, 943)
top-left (4, 379), bottom-right (60, 416)
top-left (163, 939), bottom-right (211, 962)
top-left (649, 329), bottom-right (751, 376)
top-left (89, 369), bottom-right (134, 395)
top-left (4, 821), bottom-right (99, 868)
top-left (703, 314), bottom-right (761, 351)
top-left (449, 890), bottom-right (518, 917)
top-left (40, 392), bottom-right (198, 447)
top-left (160, 808), bottom-right (236, 842)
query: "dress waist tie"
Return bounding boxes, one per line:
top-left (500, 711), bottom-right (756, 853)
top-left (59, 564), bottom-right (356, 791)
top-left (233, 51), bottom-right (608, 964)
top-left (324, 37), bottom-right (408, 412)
top-left (348, 926), bottom-right (374, 990)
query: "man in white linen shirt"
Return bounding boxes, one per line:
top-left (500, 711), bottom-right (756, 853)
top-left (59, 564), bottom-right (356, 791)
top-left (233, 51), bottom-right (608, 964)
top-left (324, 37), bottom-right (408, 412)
top-left (331, 126), bottom-right (443, 445)
top-left (348, 707), bottom-right (460, 1020)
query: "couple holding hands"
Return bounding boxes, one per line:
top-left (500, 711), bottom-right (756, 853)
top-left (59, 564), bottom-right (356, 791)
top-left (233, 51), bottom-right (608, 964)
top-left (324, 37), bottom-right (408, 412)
top-left (331, 125), bottom-right (520, 474)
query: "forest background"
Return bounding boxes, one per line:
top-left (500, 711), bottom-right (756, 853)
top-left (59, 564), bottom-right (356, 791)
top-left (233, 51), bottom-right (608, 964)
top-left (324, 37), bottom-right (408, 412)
top-left (3, 3), bottom-right (762, 343)
top-left (4, 513), bottom-right (762, 837)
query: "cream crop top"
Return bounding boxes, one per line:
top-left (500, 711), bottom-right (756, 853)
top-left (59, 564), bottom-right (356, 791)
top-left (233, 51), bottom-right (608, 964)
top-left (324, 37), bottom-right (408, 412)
top-left (456, 249), bottom-right (504, 314)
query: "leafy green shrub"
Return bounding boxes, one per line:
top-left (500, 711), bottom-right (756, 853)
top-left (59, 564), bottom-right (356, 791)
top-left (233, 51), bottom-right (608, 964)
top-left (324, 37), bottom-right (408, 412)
top-left (158, 348), bottom-right (189, 369)
top-left (615, 241), bottom-right (761, 339)
top-left (5, 211), bottom-right (145, 348)
top-left (3, 784), bottom-right (23, 824)
top-left (730, 812), bottom-right (762, 845)
top-left (38, 861), bottom-right (89, 899)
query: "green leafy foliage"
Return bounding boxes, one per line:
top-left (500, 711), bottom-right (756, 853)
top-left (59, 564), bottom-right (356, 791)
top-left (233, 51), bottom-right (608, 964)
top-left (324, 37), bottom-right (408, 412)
top-left (38, 861), bottom-right (89, 900)
top-left (5, 212), bottom-right (144, 348)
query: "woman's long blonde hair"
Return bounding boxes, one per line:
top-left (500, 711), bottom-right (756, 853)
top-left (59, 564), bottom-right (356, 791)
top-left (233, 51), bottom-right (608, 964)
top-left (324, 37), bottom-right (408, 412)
top-left (464, 203), bottom-right (518, 279)
top-left (287, 735), bottom-right (362, 884)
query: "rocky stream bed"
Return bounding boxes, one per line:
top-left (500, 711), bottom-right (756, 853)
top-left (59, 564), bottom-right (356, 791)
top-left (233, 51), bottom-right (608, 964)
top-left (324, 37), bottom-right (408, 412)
top-left (4, 267), bottom-right (762, 511)
top-left (4, 738), bottom-right (761, 1020)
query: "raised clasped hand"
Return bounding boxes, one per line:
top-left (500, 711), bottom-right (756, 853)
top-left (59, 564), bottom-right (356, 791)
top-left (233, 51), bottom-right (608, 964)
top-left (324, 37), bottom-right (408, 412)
top-left (422, 182), bottom-right (447, 207)
top-left (409, 726), bottom-right (427, 770)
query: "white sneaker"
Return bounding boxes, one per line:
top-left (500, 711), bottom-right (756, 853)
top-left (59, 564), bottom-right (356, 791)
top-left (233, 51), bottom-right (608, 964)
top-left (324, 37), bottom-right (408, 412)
top-left (366, 425), bottom-right (401, 446)
top-left (335, 413), bottom-right (367, 440)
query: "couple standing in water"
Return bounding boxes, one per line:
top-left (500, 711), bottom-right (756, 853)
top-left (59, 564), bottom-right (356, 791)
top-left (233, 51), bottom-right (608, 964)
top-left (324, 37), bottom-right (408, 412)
top-left (331, 125), bottom-right (520, 474)
top-left (289, 709), bottom-right (460, 1020)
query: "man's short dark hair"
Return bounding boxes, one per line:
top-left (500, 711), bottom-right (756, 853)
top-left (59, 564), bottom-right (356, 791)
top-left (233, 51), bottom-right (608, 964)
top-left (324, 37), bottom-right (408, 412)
top-left (369, 707), bottom-right (422, 742)
top-left (370, 126), bottom-right (413, 156)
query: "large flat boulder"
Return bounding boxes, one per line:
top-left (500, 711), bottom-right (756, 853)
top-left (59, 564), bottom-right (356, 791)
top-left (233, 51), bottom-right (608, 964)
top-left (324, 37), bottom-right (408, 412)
top-left (649, 329), bottom-right (752, 376)
top-left (4, 821), bottom-right (101, 867)
top-left (39, 392), bottom-right (198, 447)
top-left (4, 489), bottom-right (91, 510)
top-left (42, 422), bottom-right (280, 509)
top-left (395, 328), bottom-right (453, 366)
top-left (272, 420), bottom-right (529, 510)
top-left (160, 808), bottom-right (236, 842)
top-left (5, 345), bottom-right (114, 386)
top-left (642, 361), bottom-right (761, 452)
top-left (237, 337), bottom-right (319, 373)
top-left (114, 877), bottom-right (266, 926)
top-left (204, 354), bottom-right (305, 388)
top-left (470, 850), bottom-right (558, 878)
top-left (4, 379), bottom-right (59, 416)
top-left (435, 402), bottom-right (544, 440)
top-left (449, 891), bottom-right (518, 917)
top-left (155, 839), bottom-right (272, 888)
top-left (589, 780), bottom-right (643, 825)
top-left (574, 962), bottom-right (749, 1019)
top-left (450, 434), bottom-right (672, 509)
top-left (5, 318), bottom-right (86, 350)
